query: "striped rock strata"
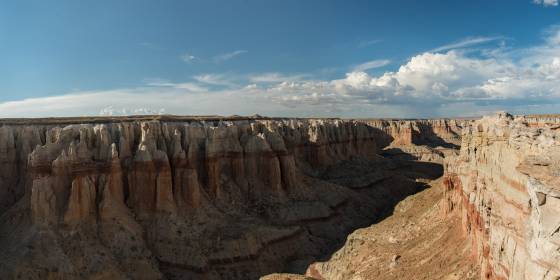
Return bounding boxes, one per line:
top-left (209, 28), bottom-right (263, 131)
top-left (443, 112), bottom-right (560, 280)
top-left (0, 116), bottom-right (467, 279)
top-left (0, 116), bottom-right (425, 280)
top-left (366, 119), bottom-right (469, 163)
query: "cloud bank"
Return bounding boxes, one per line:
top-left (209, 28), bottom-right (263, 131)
top-left (2, 27), bottom-right (560, 118)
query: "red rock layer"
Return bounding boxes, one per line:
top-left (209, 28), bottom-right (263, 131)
top-left (443, 113), bottom-right (560, 280)
top-left (0, 117), bottom-right (393, 279)
top-left (1, 119), bottom-right (383, 224)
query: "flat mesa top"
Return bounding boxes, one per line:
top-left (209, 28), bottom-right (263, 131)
top-left (0, 114), bottom-right (557, 126)
top-left (0, 115), bottom-right (343, 125)
top-left (0, 115), bottom-right (266, 125)
top-left (0, 115), bottom-right (468, 125)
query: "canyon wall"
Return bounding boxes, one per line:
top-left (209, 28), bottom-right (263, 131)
top-left (0, 117), bottom-right (384, 279)
top-left (0, 117), bottom-right (381, 215)
top-left (0, 116), bottom-right (468, 279)
top-left (0, 116), bottom-right (454, 280)
top-left (443, 112), bottom-right (560, 280)
top-left (365, 118), bottom-right (464, 147)
top-left (365, 118), bottom-right (468, 162)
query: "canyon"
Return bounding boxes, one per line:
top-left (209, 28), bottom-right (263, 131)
top-left (0, 114), bottom-right (557, 280)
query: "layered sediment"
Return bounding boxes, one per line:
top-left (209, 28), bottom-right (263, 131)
top-left (365, 118), bottom-right (469, 163)
top-left (261, 113), bottom-right (560, 280)
top-left (292, 178), bottom-right (480, 280)
top-left (365, 118), bottom-right (465, 147)
top-left (443, 113), bottom-right (560, 279)
top-left (0, 116), bottom-right (451, 279)
top-left (4, 114), bottom-right (555, 280)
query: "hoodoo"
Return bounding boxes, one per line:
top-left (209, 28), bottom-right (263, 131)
top-left (0, 114), bottom-right (558, 280)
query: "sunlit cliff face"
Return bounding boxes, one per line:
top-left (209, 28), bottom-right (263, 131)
top-left (443, 113), bottom-right (560, 279)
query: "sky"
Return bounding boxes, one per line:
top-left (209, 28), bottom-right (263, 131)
top-left (0, 0), bottom-right (559, 118)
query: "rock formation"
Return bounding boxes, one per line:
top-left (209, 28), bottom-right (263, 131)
top-left (259, 113), bottom-right (560, 280)
top-left (297, 177), bottom-right (480, 280)
top-left (365, 118), bottom-right (469, 163)
top-left (0, 116), bottom-right (448, 279)
top-left (365, 119), bottom-right (465, 147)
top-left (443, 112), bottom-right (560, 279)
top-left (1, 114), bottom-right (556, 280)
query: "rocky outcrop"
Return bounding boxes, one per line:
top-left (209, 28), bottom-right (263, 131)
top-left (443, 112), bottom-right (560, 280)
top-left (1, 118), bottom-right (381, 217)
top-left (366, 119), bottom-right (469, 163)
top-left (0, 115), bottom-right (480, 279)
top-left (366, 119), bottom-right (465, 147)
top-left (0, 116), bottom-right (403, 279)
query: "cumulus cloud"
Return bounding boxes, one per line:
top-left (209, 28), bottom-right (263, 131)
top-left (264, 47), bottom-right (559, 110)
top-left (2, 27), bottom-right (560, 118)
top-left (533, 0), bottom-right (558, 6)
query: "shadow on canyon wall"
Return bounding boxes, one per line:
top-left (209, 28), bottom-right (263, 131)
top-left (0, 120), bottom-right (452, 280)
top-left (285, 149), bottom-right (445, 274)
top-left (413, 123), bottom-right (460, 149)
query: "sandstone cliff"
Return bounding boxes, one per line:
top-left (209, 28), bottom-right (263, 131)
top-left (0, 115), bottom-right (484, 279)
top-left (443, 112), bottom-right (560, 280)
top-left (260, 113), bottom-right (560, 280)
top-left (365, 118), bottom-right (464, 147)
top-left (0, 116), bottom-right (456, 279)
top-left (365, 118), bottom-right (468, 163)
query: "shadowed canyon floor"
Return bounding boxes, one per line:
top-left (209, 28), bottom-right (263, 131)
top-left (0, 114), bottom-right (558, 279)
top-left (267, 178), bottom-right (480, 280)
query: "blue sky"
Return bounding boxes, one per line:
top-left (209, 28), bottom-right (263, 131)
top-left (1, 0), bottom-right (559, 117)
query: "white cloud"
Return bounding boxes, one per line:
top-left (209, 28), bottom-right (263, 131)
top-left (429, 36), bottom-right (503, 53)
top-left (0, 86), bottom-right (326, 118)
top-left (352, 59), bottom-right (391, 72)
top-left (146, 80), bottom-right (208, 92)
top-left (193, 74), bottom-right (236, 87)
top-left (3, 27), bottom-right (560, 118)
top-left (100, 106), bottom-right (166, 116)
top-left (264, 46), bottom-right (558, 108)
top-left (213, 50), bottom-right (248, 62)
top-left (254, 28), bottom-right (560, 116)
top-left (533, 0), bottom-right (558, 6)
top-left (248, 72), bottom-right (308, 83)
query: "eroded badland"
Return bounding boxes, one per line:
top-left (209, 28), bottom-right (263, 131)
top-left (0, 113), bottom-right (558, 279)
